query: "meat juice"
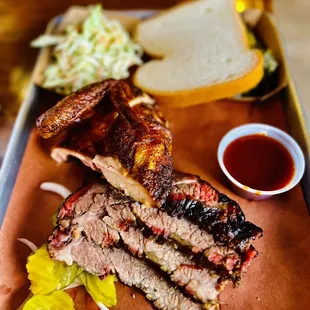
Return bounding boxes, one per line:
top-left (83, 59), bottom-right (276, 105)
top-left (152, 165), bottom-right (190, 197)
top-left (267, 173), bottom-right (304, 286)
top-left (223, 134), bottom-right (295, 191)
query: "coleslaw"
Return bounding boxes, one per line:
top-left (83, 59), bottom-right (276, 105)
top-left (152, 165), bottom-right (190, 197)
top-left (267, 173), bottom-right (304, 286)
top-left (31, 4), bottom-right (143, 94)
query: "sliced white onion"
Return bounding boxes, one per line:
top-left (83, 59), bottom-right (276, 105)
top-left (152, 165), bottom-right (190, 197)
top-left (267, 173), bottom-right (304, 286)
top-left (96, 302), bottom-right (109, 310)
top-left (40, 182), bottom-right (72, 199)
top-left (17, 238), bottom-right (38, 252)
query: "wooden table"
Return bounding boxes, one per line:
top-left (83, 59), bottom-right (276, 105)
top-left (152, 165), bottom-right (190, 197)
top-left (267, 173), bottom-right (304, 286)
top-left (0, 0), bottom-right (309, 165)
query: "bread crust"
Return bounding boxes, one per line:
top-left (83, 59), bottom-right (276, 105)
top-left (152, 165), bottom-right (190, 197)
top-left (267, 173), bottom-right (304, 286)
top-left (134, 50), bottom-right (264, 107)
top-left (133, 0), bottom-right (264, 107)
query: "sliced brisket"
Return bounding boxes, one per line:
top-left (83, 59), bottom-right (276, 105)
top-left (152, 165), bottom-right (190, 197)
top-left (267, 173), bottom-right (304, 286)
top-left (132, 203), bottom-right (245, 279)
top-left (51, 172), bottom-right (261, 279)
top-left (47, 173), bottom-right (262, 307)
top-left (51, 180), bottom-right (225, 305)
top-left (51, 236), bottom-right (205, 310)
top-left (164, 172), bottom-right (263, 253)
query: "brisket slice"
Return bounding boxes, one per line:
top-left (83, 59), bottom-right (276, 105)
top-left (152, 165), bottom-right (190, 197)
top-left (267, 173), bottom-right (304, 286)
top-left (49, 190), bottom-right (211, 309)
top-left (101, 209), bottom-right (226, 303)
top-left (50, 236), bottom-right (205, 310)
top-left (164, 172), bottom-right (263, 253)
top-left (133, 173), bottom-right (263, 282)
top-left (132, 204), bottom-right (249, 281)
top-left (37, 79), bottom-right (173, 208)
top-left (52, 180), bottom-right (225, 304)
top-left (55, 177), bottom-right (258, 282)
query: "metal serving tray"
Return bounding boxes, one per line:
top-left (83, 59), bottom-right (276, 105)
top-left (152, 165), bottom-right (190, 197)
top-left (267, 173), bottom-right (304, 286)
top-left (0, 9), bottom-right (309, 227)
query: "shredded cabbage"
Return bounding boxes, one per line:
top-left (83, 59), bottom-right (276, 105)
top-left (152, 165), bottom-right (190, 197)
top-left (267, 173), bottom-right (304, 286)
top-left (263, 49), bottom-right (278, 74)
top-left (246, 28), bottom-right (278, 75)
top-left (242, 28), bottom-right (278, 97)
top-left (23, 291), bottom-right (74, 310)
top-left (31, 4), bottom-right (143, 94)
top-left (80, 273), bottom-right (117, 307)
top-left (27, 245), bottom-right (81, 295)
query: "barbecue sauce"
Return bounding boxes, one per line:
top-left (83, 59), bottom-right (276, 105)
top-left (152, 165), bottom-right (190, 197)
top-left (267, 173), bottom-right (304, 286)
top-left (223, 134), bottom-right (295, 191)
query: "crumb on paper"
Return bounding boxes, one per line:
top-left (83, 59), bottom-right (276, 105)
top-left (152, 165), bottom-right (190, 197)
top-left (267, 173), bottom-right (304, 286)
top-left (132, 293), bottom-right (136, 299)
top-left (256, 297), bottom-right (260, 300)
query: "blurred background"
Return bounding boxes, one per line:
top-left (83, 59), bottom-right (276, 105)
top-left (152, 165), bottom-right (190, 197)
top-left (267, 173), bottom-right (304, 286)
top-left (0, 0), bottom-right (309, 164)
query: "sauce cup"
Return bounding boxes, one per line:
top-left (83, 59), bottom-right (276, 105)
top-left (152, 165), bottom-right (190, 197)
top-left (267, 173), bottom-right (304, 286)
top-left (217, 123), bottom-right (305, 200)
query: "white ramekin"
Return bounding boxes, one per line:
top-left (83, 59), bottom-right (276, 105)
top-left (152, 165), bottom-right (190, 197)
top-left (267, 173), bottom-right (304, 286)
top-left (217, 123), bottom-right (305, 200)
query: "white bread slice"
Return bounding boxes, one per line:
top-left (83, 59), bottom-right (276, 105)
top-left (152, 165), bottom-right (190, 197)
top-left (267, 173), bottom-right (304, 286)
top-left (133, 0), bottom-right (264, 107)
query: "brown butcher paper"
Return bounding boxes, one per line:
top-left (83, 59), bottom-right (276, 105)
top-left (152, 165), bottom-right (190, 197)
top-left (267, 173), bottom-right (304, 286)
top-left (1, 92), bottom-right (309, 310)
top-left (0, 6), bottom-right (309, 310)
